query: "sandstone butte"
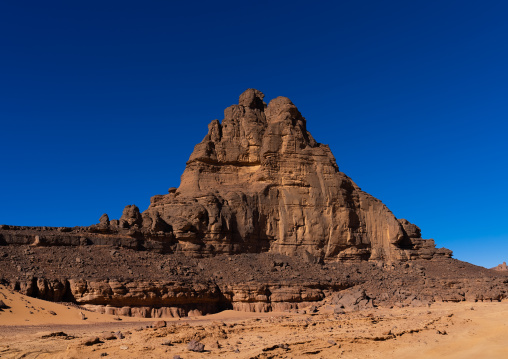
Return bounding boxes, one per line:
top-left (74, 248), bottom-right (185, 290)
top-left (0, 89), bottom-right (451, 262)
top-left (9, 89), bottom-right (503, 319)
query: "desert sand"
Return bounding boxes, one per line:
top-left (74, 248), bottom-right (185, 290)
top-left (1, 285), bottom-right (507, 359)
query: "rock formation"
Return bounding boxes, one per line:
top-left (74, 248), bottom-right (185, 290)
top-left (492, 262), bottom-right (508, 271)
top-left (0, 89), bottom-right (451, 263)
top-left (0, 89), bottom-right (473, 318)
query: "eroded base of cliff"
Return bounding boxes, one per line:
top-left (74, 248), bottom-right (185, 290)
top-left (1, 244), bottom-right (506, 318)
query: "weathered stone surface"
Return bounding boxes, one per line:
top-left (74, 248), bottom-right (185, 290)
top-left (492, 262), bottom-right (508, 271)
top-left (81, 337), bottom-right (102, 346)
top-left (331, 287), bottom-right (374, 311)
top-left (187, 340), bottom-right (205, 352)
top-left (99, 213), bottom-right (109, 226)
top-left (0, 89), bottom-right (451, 263)
top-left (137, 89), bottom-right (449, 261)
top-left (152, 320), bottom-right (166, 328)
top-left (2, 89), bottom-right (483, 319)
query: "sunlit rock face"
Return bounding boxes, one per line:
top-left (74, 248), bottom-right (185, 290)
top-left (138, 89), bottom-right (450, 261)
top-left (0, 89), bottom-right (450, 261)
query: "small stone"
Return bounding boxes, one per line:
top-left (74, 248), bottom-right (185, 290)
top-left (82, 337), bottom-right (101, 346)
top-left (120, 345), bottom-right (129, 350)
top-left (153, 320), bottom-right (167, 328)
top-left (187, 340), bottom-right (205, 352)
top-left (101, 333), bottom-right (116, 341)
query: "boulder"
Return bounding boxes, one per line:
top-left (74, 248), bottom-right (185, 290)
top-left (332, 288), bottom-right (374, 311)
top-left (187, 340), bottom-right (205, 352)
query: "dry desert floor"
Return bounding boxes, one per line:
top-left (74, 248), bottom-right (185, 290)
top-left (1, 285), bottom-right (507, 358)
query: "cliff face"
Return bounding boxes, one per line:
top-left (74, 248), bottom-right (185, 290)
top-left (0, 89), bottom-right (451, 262)
top-left (138, 89), bottom-right (449, 261)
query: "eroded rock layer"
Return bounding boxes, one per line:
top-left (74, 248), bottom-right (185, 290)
top-left (0, 89), bottom-right (450, 262)
top-left (0, 245), bottom-right (506, 318)
top-left (0, 89), bottom-right (465, 317)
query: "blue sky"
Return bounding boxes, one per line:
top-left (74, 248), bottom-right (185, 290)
top-left (1, 1), bottom-right (507, 268)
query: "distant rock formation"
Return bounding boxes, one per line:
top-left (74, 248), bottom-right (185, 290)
top-left (0, 89), bottom-right (451, 262)
top-left (492, 262), bottom-right (508, 271)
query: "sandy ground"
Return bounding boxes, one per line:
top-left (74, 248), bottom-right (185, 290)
top-left (1, 285), bottom-right (508, 358)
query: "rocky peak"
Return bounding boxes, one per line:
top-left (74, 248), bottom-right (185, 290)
top-left (238, 88), bottom-right (266, 109)
top-left (141, 89), bottom-right (450, 261)
top-left (0, 89), bottom-right (452, 263)
top-left (120, 205), bottom-right (142, 228)
top-left (188, 89), bottom-right (320, 170)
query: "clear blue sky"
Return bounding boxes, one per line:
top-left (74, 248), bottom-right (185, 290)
top-left (1, 1), bottom-right (507, 268)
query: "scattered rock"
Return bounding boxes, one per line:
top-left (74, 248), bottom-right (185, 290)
top-left (41, 331), bottom-right (69, 339)
top-left (187, 340), bottom-right (205, 352)
top-left (82, 337), bottom-right (102, 346)
top-left (333, 288), bottom-right (374, 311)
top-left (152, 320), bottom-right (166, 328)
top-left (101, 333), bottom-right (117, 341)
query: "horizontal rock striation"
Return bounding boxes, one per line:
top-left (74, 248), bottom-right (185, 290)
top-left (0, 89), bottom-right (463, 317)
top-left (3, 277), bottom-right (351, 318)
top-left (1, 89), bottom-right (451, 262)
top-left (2, 250), bottom-right (506, 318)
